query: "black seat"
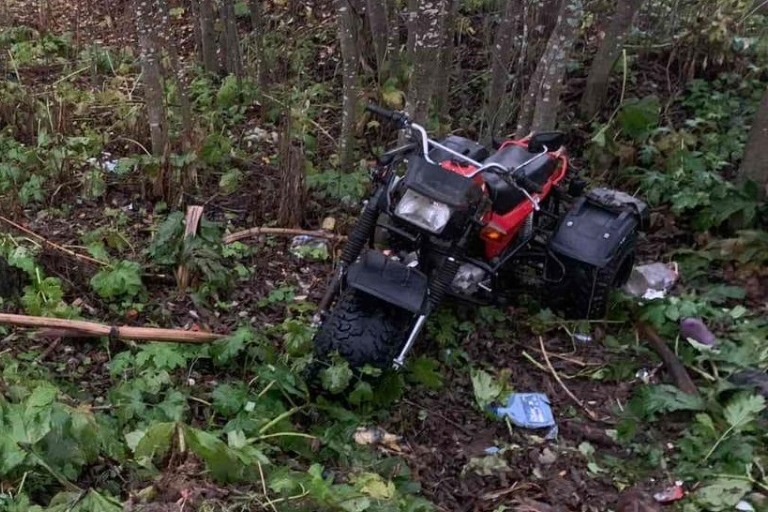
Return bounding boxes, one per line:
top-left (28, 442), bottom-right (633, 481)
top-left (482, 145), bottom-right (558, 214)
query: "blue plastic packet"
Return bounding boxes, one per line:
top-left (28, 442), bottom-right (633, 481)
top-left (493, 393), bottom-right (557, 438)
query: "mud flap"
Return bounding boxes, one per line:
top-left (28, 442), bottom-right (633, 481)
top-left (346, 250), bottom-right (428, 314)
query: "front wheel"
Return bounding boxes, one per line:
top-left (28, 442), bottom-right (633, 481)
top-left (313, 289), bottom-right (411, 370)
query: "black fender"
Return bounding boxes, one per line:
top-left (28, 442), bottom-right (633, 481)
top-left (345, 250), bottom-right (428, 314)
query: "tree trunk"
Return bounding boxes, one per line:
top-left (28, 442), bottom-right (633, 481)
top-left (220, 0), bottom-right (243, 77)
top-left (135, 0), bottom-right (168, 158)
top-left (337, 0), bottom-right (360, 170)
top-left (156, 0), bottom-right (193, 157)
top-left (579, 0), bottom-right (642, 119)
top-left (434, 0), bottom-right (460, 123)
top-left (484, 0), bottom-right (521, 140)
top-left (198, 0), bottom-right (219, 74)
top-left (367, 0), bottom-right (389, 74)
top-left (248, 0), bottom-right (267, 86)
top-left (277, 114), bottom-right (306, 228)
top-left (405, 0), bottom-right (445, 124)
top-left (739, 87), bottom-right (768, 199)
top-left (406, 0), bottom-right (418, 57)
top-left (520, 0), bottom-right (583, 134)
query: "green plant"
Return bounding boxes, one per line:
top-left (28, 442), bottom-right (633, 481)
top-left (147, 212), bottom-right (233, 298)
top-left (90, 260), bottom-right (144, 302)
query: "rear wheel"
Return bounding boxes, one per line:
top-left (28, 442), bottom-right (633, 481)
top-left (312, 289), bottom-right (411, 370)
top-left (547, 236), bottom-right (636, 319)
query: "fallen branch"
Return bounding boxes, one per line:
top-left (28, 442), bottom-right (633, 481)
top-left (638, 323), bottom-right (699, 395)
top-left (538, 336), bottom-right (601, 422)
top-left (0, 313), bottom-right (223, 344)
top-left (223, 227), bottom-right (347, 245)
top-left (0, 215), bottom-right (108, 267)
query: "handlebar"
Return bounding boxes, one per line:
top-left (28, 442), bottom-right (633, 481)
top-left (365, 103), bottom-right (409, 129)
top-left (366, 102), bottom-right (544, 208)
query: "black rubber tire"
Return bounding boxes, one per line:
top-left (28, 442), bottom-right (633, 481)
top-left (546, 236), bottom-right (637, 319)
top-left (0, 256), bottom-right (26, 299)
top-left (312, 289), bottom-right (410, 369)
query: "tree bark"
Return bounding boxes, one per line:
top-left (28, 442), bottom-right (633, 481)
top-left (277, 114), bottom-right (306, 228)
top-left (434, 0), bottom-right (460, 123)
top-left (337, 0), bottom-right (360, 170)
top-left (405, 0), bottom-right (446, 124)
top-left (135, 0), bottom-right (168, 158)
top-left (579, 0), bottom-right (642, 119)
top-left (525, 0), bottom-right (583, 134)
top-left (249, 0), bottom-right (267, 86)
top-left (198, 0), bottom-right (219, 74)
top-left (485, 0), bottom-right (521, 140)
top-left (367, 0), bottom-right (389, 74)
top-left (220, 0), bottom-right (244, 77)
top-left (739, 87), bottom-right (768, 199)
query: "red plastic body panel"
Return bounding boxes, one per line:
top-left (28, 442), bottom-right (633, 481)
top-left (440, 138), bottom-right (569, 260)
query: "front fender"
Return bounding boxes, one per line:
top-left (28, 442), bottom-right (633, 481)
top-left (346, 250), bottom-right (428, 314)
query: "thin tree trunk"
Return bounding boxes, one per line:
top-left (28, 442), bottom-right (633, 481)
top-left (529, 0), bottom-right (583, 133)
top-left (434, 0), bottom-right (460, 123)
top-left (337, 0), bottom-right (360, 170)
top-left (485, 0), bottom-right (521, 140)
top-left (579, 0), bottom-right (642, 119)
top-left (739, 87), bottom-right (768, 199)
top-left (157, 0), bottom-right (192, 147)
top-left (405, 0), bottom-right (446, 124)
top-left (220, 0), bottom-right (243, 77)
top-left (135, 0), bottom-right (168, 158)
top-left (406, 0), bottom-right (418, 56)
top-left (385, 0), bottom-right (401, 77)
top-left (367, 0), bottom-right (389, 75)
top-left (277, 114), bottom-right (306, 227)
top-left (249, 0), bottom-right (267, 86)
top-left (198, 0), bottom-right (219, 74)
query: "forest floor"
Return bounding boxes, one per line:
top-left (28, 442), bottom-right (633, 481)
top-left (0, 1), bottom-right (766, 512)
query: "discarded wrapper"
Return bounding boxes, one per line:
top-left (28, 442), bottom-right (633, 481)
top-left (623, 262), bottom-right (679, 300)
top-left (494, 393), bottom-right (557, 439)
top-left (353, 426), bottom-right (405, 452)
top-left (653, 481), bottom-right (684, 503)
top-left (736, 500), bottom-right (756, 511)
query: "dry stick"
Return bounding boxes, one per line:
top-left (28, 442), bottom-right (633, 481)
top-left (0, 313), bottom-right (222, 344)
top-left (638, 322), bottom-right (699, 395)
top-left (537, 336), bottom-right (600, 422)
top-left (177, 205), bottom-right (204, 291)
top-left (223, 227), bottom-right (347, 245)
top-left (0, 215), bottom-right (107, 267)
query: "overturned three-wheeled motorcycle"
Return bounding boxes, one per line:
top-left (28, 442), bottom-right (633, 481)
top-left (312, 104), bottom-right (648, 371)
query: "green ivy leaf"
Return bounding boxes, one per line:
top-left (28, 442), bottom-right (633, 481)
top-left (723, 393), bottom-right (765, 431)
top-left (320, 361), bottom-right (353, 394)
top-left (354, 472), bottom-right (396, 500)
top-left (694, 478), bottom-right (752, 511)
top-left (470, 368), bottom-right (502, 411)
top-left (219, 168), bottom-right (243, 195)
top-left (90, 260), bottom-right (144, 301)
top-left (407, 357), bottom-right (443, 390)
top-left (135, 344), bottom-right (189, 371)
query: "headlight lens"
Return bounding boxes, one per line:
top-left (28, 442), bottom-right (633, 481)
top-left (394, 189), bottom-right (452, 234)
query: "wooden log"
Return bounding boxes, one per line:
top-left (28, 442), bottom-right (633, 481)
top-left (0, 313), bottom-right (222, 344)
top-left (638, 323), bottom-right (699, 395)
